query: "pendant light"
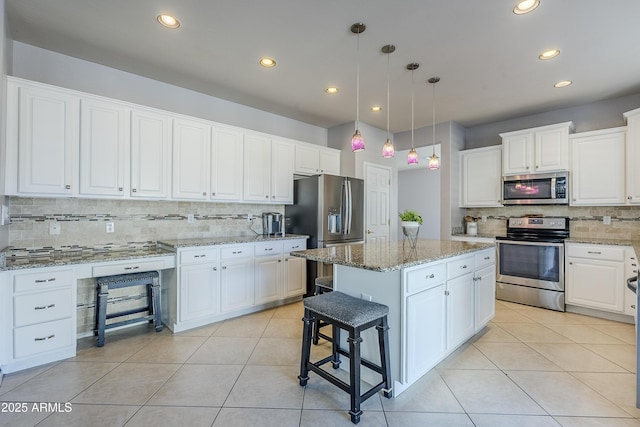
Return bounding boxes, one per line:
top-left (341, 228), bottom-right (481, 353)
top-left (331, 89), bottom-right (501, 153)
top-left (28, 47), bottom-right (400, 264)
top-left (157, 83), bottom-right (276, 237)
top-left (350, 23), bottom-right (366, 152)
top-left (381, 44), bottom-right (396, 158)
top-left (428, 77), bottom-right (441, 170)
top-left (406, 63), bottom-right (419, 165)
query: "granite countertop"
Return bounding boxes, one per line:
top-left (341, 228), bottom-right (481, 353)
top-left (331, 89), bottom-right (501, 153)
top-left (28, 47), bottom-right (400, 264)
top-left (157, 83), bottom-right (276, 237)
top-left (1, 245), bottom-right (175, 271)
top-left (290, 239), bottom-right (495, 272)
top-left (451, 233), bottom-right (503, 240)
top-left (158, 234), bottom-right (308, 249)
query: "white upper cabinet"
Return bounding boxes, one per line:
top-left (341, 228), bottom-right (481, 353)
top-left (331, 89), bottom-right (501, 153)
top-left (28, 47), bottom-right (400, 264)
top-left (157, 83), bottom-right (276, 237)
top-left (211, 127), bottom-right (243, 202)
top-left (130, 108), bottom-right (171, 199)
top-left (271, 139), bottom-right (294, 203)
top-left (8, 80), bottom-right (79, 196)
top-left (570, 127), bottom-right (626, 206)
top-left (294, 143), bottom-right (341, 176)
top-left (79, 97), bottom-right (129, 197)
top-left (501, 122), bottom-right (573, 175)
top-left (172, 118), bottom-right (211, 200)
top-left (460, 146), bottom-right (502, 207)
top-left (624, 108), bottom-right (640, 204)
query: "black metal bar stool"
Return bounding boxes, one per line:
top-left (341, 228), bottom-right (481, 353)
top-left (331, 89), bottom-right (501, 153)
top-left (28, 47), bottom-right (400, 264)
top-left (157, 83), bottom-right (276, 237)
top-left (313, 275), bottom-right (333, 344)
top-left (298, 291), bottom-right (393, 424)
top-left (95, 271), bottom-right (162, 347)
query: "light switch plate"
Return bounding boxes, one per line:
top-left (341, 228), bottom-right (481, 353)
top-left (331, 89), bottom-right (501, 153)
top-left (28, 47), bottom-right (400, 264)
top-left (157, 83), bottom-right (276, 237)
top-left (49, 221), bottom-right (61, 235)
top-left (0, 205), bottom-right (8, 226)
top-left (106, 222), bottom-right (115, 233)
top-left (603, 216), bottom-right (612, 225)
top-left (187, 214), bottom-right (195, 224)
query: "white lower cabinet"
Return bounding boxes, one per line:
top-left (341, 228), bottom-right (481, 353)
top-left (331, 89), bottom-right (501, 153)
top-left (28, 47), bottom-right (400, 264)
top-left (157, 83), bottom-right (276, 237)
top-left (220, 256), bottom-right (255, 313)
top-left (402, 248), bottom-right (495, 384)
top-left (179, 262), bottom-right (220, 322)
top-left (255, 256), bottom-right (282, 304)
top-left (566, 243), bottom-right (625, 313)
top-left (1, 267), bottom-right (77, 373)
top-left (284, 256), bottom-right (306, 298)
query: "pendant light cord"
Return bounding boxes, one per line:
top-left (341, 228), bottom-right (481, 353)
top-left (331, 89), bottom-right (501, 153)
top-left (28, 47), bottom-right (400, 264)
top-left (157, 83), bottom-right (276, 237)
top-left (386, 52), bottom-right (390, 140)
top-left (432, 80), bottom-right (436, 155)
top-left (411, 69), bottom-right (415, 150)
top-left (355, 29), bottom-right (360, 129)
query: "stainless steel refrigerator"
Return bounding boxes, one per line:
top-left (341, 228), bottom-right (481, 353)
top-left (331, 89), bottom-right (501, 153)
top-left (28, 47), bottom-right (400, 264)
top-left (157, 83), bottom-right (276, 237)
top-left (285, 174), bottom-right (364, 296)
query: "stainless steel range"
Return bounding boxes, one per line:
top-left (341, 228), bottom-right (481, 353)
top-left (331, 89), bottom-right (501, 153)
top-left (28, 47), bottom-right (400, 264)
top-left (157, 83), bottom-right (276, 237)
top-left (496, 216), bottom-right (570, 312)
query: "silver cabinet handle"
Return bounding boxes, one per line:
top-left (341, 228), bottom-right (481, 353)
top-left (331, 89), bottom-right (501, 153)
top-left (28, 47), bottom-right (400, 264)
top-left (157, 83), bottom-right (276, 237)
top-left (232, 250), bottom-right (243, 254)
top-left (460, 265), bottom-right (468, 269)
top-left (484, 256), bottom-right (490, 260)
top-left (426, 273), bottom-right (435, 279)
top-left (587, 251), bottom-right (602, 255)
top-left (124, 266), bottom-right (139, 270)
top-left (35, 278), bottom-right (56, 283)
top-left (34, 304), bottom-right (55, 310)
top-left (222, 266), bottom-right (227, 270)
top-left (34, 334), bottom-right (55, 342)
top-left (118, 187), bottom-right (123, 191)
top-left (291, 245), bottom-right (300, 249)
top-left (132, 188), bottom-right (137, 192)
top-left (194, 255), bottom-right (206, 258)
top-left (65, 185), bottom-right (71, 189)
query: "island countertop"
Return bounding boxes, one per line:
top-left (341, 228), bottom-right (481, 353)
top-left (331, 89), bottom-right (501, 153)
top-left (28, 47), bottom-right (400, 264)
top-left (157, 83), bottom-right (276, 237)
top-left (290, 239), bottom-right (494, 272)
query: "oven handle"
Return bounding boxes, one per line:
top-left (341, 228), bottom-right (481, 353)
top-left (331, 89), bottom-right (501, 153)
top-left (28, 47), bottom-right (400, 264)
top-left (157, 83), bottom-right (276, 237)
top-left (627, 276), bottom-right (638, 294)
top-left (497, 240), bottom-right (565, 248)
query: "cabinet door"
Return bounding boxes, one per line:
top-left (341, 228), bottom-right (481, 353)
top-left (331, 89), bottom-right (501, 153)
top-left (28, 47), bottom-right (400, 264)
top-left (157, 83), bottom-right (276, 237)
top-left (283, 255), bottom-right (306, 298)
top-left (405, 284), bottom-right (447, 383)
top-left (460, 146), bottom-right (502, 207)
top-left (571, 129), bottom-right (625, 205)
top-left (294, 144), bottom-right (320, 175)
top-left (535, 127), bottom-right (568, 172)
top-left (220, 258), bottom-right (255, 312)
top-left (79, 98), bottom-right (129, 197)
top-left (255, 256), bottom-right (282, 304)
top-left (15, 84), bottom-right (79, 196)
top-left (211, 127), bottom-right (243, 201)
top-left (172, 118), bottom-right (211, 200)
top-left (179, 263), bottom-right (220, 322)
top-left (447, 274), bottom-right (475, 350)
top-left (243, 134), bottom-right (272, 202)
top-left (625, 110), bottom-right (640, 204)
top-left (566, 257), bottom-right (624, 312)
top-left (320, 148), bottom-right (341, 175)
top-left (502, 133), bottom-right (532, 175)
top-left (271, 139), bottom-right (294, 203)
top-left (130, 108), bottom-right (171, 199)
top-left (474, 265), bottom-right (496, 331)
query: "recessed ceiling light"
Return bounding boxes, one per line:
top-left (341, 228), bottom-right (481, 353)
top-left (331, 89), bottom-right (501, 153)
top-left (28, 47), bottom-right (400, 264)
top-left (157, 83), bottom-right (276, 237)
top-left (325, 87), bottom-right (339, 94)
top-left (157, 14), bottom-right (180, 29)
top-left (539, 49), bottom-right (560, 60)
top-left (371, 106), bottom-right (382, 112)
top-left (259, 57), bottom-right (276, 68)
top-left (554, 80), bottom-right (572, 88)
top-left (513, 0), bottom-right (540, 14)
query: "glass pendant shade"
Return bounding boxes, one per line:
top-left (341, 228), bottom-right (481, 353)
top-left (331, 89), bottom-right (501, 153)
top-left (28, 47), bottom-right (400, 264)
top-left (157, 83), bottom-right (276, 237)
top-left (407, 148), bottom-right (419, 165)
top-left (428, 153), bottom-right (440, 170)
top-left (351, 129), bottom-right (365, 152)
top-left (382, 139), bottom-right (395, 158)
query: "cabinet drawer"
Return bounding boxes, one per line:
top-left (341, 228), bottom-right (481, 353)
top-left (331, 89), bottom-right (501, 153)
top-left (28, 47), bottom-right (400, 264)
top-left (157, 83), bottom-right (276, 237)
top-left (405, 263), bottom-right (446, 294)
top-left (254, 242), bottom-right (283, 257)
top-left (221, 245), bottom-right (251, 259)
top-left (14, 317), bottom-right (74, 359)
top-left (284, 239), bottom-right (306, 253)
top-left (14, 288), bottom-right (73, 327)
top-left (566, 244), bottom-right (625, 261)
top-left (14, 269), bottom-right (75, 293)
top-left (475, 249), bottom-right (496, 269)
top-left (447, 256), bottom-right (474, 279)
top-left (180, 247), bottom-right (219, 264)
top-left (92, 259), bottom-right (167, 277)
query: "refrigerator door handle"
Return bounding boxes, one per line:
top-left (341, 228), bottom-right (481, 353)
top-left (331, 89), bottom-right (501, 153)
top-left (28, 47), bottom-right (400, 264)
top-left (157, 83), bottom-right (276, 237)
top-left (346, 179), bottom-right (352, 235)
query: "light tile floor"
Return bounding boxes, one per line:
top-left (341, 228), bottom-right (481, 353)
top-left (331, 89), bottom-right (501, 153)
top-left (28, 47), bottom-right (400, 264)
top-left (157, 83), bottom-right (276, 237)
top-left (1, 300), bottom-right (640, 426)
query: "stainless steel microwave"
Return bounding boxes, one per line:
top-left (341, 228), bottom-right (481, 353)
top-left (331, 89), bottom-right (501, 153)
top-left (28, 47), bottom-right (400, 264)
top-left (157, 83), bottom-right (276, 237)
top-left (502, 172), bottom-right (568, 205)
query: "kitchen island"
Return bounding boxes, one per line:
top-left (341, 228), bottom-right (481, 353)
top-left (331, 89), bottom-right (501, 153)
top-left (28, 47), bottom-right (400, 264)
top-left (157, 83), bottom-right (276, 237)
top-left (291, 239), bottom-right (496, 396)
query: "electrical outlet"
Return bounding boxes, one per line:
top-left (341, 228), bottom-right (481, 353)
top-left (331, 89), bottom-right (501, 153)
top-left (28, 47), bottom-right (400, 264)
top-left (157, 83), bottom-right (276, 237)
top-left (603, 215), bottom-right (612, 225)
top-left (481, 215), bottom-right (487, 223)
top-left (106, 222), bottom-right (115, 233)
top-left (49, 221), bottom-right (61, 235)
top-left (187, 214), bottom-right (195, 224)
top-left (361, 293), bottom-right (372, 302)
top-left (247, 214), bottom-right (253, 222)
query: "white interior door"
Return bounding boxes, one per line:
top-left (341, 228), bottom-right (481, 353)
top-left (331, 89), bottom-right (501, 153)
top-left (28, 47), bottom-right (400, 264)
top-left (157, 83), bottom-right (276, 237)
top-left (364, 162), bottom-right (391, 243)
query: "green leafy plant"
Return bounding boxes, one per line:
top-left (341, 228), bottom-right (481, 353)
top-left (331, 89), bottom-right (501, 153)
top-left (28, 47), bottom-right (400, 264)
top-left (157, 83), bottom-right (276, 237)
top-left (399, 210), bottom-right (423, 225)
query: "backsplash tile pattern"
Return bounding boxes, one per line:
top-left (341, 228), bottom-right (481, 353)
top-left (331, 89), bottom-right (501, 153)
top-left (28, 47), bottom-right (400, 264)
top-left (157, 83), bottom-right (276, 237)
top-left (7, 197), bottom-right (283, 249)
top-left (465, 205), bottom-right (640, 240)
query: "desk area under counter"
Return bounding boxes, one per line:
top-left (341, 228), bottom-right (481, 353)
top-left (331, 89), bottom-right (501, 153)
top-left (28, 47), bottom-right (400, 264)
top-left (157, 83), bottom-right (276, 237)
top-left (291, 239), bottom-right (495, 396)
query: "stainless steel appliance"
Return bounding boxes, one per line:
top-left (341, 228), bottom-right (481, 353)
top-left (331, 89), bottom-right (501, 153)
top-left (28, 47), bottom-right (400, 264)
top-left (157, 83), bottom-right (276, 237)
top-left (502, 172), bottom-right (568, 205)
top-left (262, 212), bottom-right (283, 235)
top-left (627, 274), bottom-right (640, 408)
top-left (285, 174), bottom-right (364, 295)
top-left (496, 216), bottom-right (569, 311)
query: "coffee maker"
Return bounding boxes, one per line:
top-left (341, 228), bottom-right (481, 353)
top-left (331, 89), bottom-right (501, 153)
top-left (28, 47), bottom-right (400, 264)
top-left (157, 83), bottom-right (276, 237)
top-left (262, 212), bottom-right (283, 235)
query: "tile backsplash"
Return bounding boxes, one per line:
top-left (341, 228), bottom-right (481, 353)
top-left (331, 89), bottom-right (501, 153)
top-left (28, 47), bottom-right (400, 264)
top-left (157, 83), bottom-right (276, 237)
top-left (7, 197), bottom-right (283, 250)
top-left (464, 205), bottom-right (640, 241)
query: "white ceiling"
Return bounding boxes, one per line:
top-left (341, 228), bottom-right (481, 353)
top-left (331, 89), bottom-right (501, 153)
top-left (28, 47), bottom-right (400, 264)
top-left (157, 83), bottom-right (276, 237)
top-left (6, 0), bottom-right (640, 133)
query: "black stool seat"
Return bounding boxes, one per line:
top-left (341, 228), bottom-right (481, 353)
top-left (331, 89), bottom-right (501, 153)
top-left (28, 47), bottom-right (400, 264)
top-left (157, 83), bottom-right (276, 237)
top-left (299, 291), bottom-right (392, 424)
top-left (95, 271), bottom-right (162, 347)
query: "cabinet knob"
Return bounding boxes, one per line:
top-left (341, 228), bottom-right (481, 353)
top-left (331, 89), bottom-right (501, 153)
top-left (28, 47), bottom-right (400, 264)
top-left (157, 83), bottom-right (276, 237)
top-left (535, 165), bottom-right (539, 169)
top-left (265, 195), bottom-right (269, 198)
top-left (203, 192), bottom-right (207, 196)
top-left (526, 166), bottom-right (530, 170)
top-left (132, 188), bottom-right (137, 192)
top-left (629, 196), bottom-right (633, 200)
top-left (444, 290), bottom-right (450, 296)
top-left (460, 265), bottom-right (468, 269)
top-left (65, 185), bottom-right (71, 190)
top-left (569, 262), bottom-right (573, 265)
top-left (213, 267), bottom-right (217, 271)
top-left (278, 259), bottom-right (282, 262)
top-left (222, 266), bottom-right (227, 270)
top-left (212, 192), bottom-right (216, 196)
top-left (118, 187), bottom-right (123, 191)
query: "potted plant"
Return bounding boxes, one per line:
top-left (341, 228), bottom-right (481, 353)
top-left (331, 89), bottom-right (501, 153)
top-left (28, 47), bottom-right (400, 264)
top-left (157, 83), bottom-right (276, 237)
top-left (399, 210), bottom-right (423, 229)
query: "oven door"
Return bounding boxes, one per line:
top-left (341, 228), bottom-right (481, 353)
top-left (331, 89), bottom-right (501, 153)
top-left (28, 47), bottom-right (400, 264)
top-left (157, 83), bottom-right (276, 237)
top-left (497, 240), bottom-right (565, 291)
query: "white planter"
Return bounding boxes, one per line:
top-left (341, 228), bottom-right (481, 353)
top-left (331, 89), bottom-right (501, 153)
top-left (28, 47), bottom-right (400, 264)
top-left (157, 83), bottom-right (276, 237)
top-left (401, 221), bottom-right (420, 229)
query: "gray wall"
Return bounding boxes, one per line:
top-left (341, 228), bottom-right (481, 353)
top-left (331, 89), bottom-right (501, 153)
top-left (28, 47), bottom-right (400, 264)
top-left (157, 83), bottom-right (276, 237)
top-left (0, 0), bottom-right (9, 249)
top-left (10, 41), bottom-right (328, 147)
top-left (465, 92), bottom-right (640, 149)
top-left (398, 167), bottom-right (440, 239)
